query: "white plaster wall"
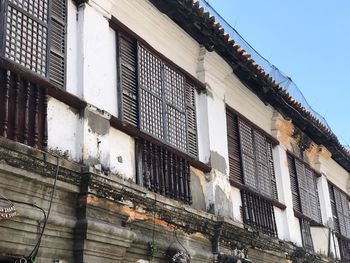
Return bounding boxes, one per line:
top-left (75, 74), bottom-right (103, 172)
top-left (203, 51), bottom-right (274, 135)
top-left (311, 227), bottom-right (330, 256)
top-left (47, 98), bottom-right (83, 161)
top-left (108, 128), bottom-right (135, 181)
top-left (196, 91), bottom-right (210, 164)
top-left (231, 187), bottom-right (243, 222)
top-left (274, 207), bottom-right (286, 240)
top-left (322, 157), bottom-right (349, 194)
top-left (79, 3), bottom-right (118, 116)
top-left (66, 0), bottom-right (79, 96)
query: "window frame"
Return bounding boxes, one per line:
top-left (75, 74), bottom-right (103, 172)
top-left (287, 151), bottom-right (322, 224)
top-left (0, 0), bottom-right (67, 88)
top-left (113, 20), bottom-right (204, 159)
top-left (226, 106), bottom-right (282, 205)
top-left (329, 182), bottom-right (350, 240)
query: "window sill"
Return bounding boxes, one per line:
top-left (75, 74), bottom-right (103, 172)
top-left (293, 210), bottom-right (323, 227)
top-left (229, 180), bottom-right (286, 210)
top-left (110, 116), bottom-right (211, 173)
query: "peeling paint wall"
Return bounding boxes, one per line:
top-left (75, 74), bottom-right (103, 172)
top-left (47, 98), bottom-right (83, 161)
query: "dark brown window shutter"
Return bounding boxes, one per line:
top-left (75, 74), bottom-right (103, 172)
top-left (239, 119), bottom-right (257, 189)
top-left (267, 142), bottom-right (278, 200)
top-left (49, 0), bottom-right (66, 88)
top-left (288, 154), bottom-right (302, 212)
top-left (288, 155), bottom-right (321, 223)
top-left (119, 34), bottom-right (138, 126)
top-left (294, 159), bottom-right (312, 218)
top-left (226, 110), bottom-right (242, 184)
top-left (185, 82), bottom-right (198, 157)
top-left (329, 185), bottom-right (340, 233)
top-left (334, 188), bottom-right (350, 238)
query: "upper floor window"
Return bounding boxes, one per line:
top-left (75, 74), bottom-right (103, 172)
top-left (0, 0), bottom-right (67, 87)
top-left (329, 183), bottom-right (350, 260)
top-left (287, 153), bottom-right (321, 251)
top-left (117, 32), bottom-right (198, 157)
top-left (226, 108), bottom-right (279, 237)
top-left (287, 154), bottom-right (321, 222)
top-left (226, 109), bottom-right (278, 200)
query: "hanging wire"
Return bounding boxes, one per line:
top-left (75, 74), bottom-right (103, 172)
top-left (28, 157), bottom-right (61, 260)
top-left (198, 0), bottom-right (336, 134)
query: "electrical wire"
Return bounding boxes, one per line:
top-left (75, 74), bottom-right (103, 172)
top-left (28, 157), bottom-right (60, 260)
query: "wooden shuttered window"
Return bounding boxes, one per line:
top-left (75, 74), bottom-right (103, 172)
top-left (288, 154), bottom-right (302, 213)
top-left (329, 184), bottom-right (350, 239)
top-left (226, 110), bottom-right (242, 184)
top-left (287, 154), bottom-right (321, 223)
top-left (226, 109), bottom-right (278, 200)
top-left (1, 0), bottom-right (66, 88)
top-left (117, 32), bottom-right (198, 157)
top-left (118, 33), bottom-right (138, 126)
top-left (49, 0), bottom-right (67, 88)
top-left (329, 184), bottom-right (340, 233)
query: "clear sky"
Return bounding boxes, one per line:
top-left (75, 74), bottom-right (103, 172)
top-left (206, 0), bottom-right (350, 148)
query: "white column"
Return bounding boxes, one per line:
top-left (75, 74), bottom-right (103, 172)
top-left (271, 112), bottom-right (302, 245)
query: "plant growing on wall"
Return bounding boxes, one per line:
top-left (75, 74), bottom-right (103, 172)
top-left (147, 241), bottom-right (158, 259)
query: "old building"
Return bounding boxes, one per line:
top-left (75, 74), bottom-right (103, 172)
top-left (0, 0), bottom-right (350, 262)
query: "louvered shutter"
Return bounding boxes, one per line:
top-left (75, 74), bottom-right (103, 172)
top-left (49, 0), bottom-right (66, 87)
top-left (335, 190), bottom-right (347, 237)
top-left (254, 130), bottom-right (273, 198)
top-left (238, 119), bottom-right (257, 189)
top-left (329, 185), bottom-right (340, 233)
top-left (119, 34), bottom-right (138, 126)
top-left (334, 189), bottom-right (350, 239)
top-left (295, 159), bottom-right (312, 218)
top-left (226, 111), bottom-right (242, 184)
top-left (288, 154), bottom-right (302, 212)
top-left (267, 142), bottom-right (278, 199)
top-left (185, 82), bottom-right (198, 157)
top-left (305, 167), bottom-right (321, 222)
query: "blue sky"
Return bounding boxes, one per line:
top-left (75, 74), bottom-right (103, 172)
top-left (206, 0), bottom-right (350, 148)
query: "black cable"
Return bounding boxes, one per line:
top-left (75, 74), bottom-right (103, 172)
top-left (28, 157), bottom-right (60, 260)
top-left (174, 229), bottom-right (191, 262)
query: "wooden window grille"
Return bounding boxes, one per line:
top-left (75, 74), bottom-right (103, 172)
top-left (287, 154), bottom-right (321, 223)
top-left (226, 109), bottom-right (278, 200)
top-left (300, 218), bottom-right (314, 251)
top-left (117, 32), bottom-right (198, 157)
top-left (241, 189), bottom-right (278, 237)
top-left (136, 138), bottom-right (192, 204)
top-left (0, 68), bottom-right (48, 150)
top-left (329, 184), bottom-right (350, 239)
top-left (339, 238), bottom-right (350, 262)
top-left (0, 0), bottom-right (67, 88)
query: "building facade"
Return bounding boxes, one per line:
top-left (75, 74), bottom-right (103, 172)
top-left (0, 0), bottom-right (350, 262)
